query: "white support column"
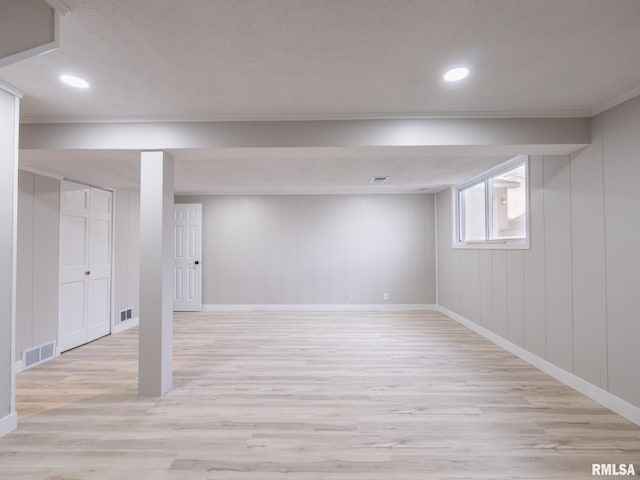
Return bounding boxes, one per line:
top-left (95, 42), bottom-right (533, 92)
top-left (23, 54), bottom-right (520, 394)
top-left (138, 151), bottom-right (174, 397)
top-left (0, 86), bottom-right (20, 437)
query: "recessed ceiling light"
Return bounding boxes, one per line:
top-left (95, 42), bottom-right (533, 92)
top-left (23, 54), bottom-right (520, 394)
top-left (443, 67), bottom-right (469, 82)
top-left (60, 74), bottom-right (90, 88)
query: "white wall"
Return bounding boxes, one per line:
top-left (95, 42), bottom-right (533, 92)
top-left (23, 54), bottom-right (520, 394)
top-left (436, 94), bottom-right (640, 410)
top-left (113, 188), bottom-right (140, 323)
top-left (16, 180), bottom-right (138, 353)
top-left (175, 194), bottom-right (436, 305)
top-left (0, 87), bottom-right (18, 433)
top-left (16, 171), bottom-right (59, 360)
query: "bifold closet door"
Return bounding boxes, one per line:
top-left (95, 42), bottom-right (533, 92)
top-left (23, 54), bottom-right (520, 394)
top-left (59, 181), bottom-right (112, 353)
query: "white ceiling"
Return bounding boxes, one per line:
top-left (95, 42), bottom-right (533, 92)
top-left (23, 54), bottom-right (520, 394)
top-left (20, 148), bottom-right (511, 194)
top-left (5, 0), bottom-right (640, 193)
top-left (1, 0), bottom-right (640, 121)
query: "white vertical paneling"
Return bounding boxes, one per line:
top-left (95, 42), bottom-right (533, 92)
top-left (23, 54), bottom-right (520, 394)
top-left (176, 194), bottom-right (436, 306)
top-left (344, 195), bottom-right (363, 304)
top-left (234, 197), bottom-right (266, 304)
top-left (16, 172), bottom-right (34, 359)
top-left (328, 196), bottom-right (347, 303)
top-left (265, 197), bottom-right (284, 303)
top-left (543, 155), bottom-right (573, 372)
top-left (314, 196), bottom-right (332, 303)
top-left (16, 172), bottom-right (61, 360)
top-left (280, 198), bottom-right (299, 303)
top-left (492, 250), bottom-right (508, 338)
top-left (297, 196), bottom-right (316, 303)
top-left (468, 249), bottom-right (481, 325)
top-left (451, 249), bottom-right (461, 314)
top-left (523, 156), bottom-right (546, 359)
top-left (479, 250), bottom-right (493, 330)
top-left (250, 197), bottom-right (266, 304)
top-left (458, 250), bottom-right (470, 320)
top-left (113, 188), bottom-right (130, 322)
top-left (506, 250), bottom-right (525, 348)
top-left (211, 197), bottom-right (236, 303)
top-left (402, 195), bottom-right (427, 303)
top-left (433, 96), bottom-right (640, 411)
top-left (603, 96), bottom-right (640, 406)
top-left (436, 190), bottom-right (452, 309)
top-left (423, 195), bottom-right (436, 303)
top-left (390, 196), bottom-right (409, 304)
top-left (376, 196), bottom-right (395, 304)
top-left (32, 175), bottom-right (60, 345)
top-left (127, 189), bottom-right (140, 315)
top-left (570, 118), bottom-right (608, 388)
top-left (359, 196), bottom-right (378, 303)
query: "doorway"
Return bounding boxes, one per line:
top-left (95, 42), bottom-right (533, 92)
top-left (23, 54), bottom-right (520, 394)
top-left (173, 203), bottom-right (202, 311)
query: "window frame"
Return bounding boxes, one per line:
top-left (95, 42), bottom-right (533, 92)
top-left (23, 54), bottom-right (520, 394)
top-left (452, 155), bottom-right (530, 250)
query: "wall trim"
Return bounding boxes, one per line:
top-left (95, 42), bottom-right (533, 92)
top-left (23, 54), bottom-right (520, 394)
top-left (592, 85), bottom-right (640, 116)
top-left (0, 80), bottom-right (25, 98)
top-left (18, 165), bottom-right (64, 181)
top-left (0, 412), bottom-right (17, 438)
top-left (436, 305), bottom-right (640, 428)
top-left (112, 317), bottom-right (139, 334)
top-left (14, 360), bottom-right (24, 374)
top-left (202, 304), bottom-right (437, 312)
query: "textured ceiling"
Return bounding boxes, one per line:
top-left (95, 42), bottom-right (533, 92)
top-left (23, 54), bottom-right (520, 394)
top-left (19, 148), bottom-right (511, 194)
top-left (7, 1), bottom-right (639, 194)
top-left (1, 0), bottom-right (640, 121)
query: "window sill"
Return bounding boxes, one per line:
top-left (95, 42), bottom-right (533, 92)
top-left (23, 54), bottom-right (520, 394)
top-left (452, 239), bottom-right (530, 250)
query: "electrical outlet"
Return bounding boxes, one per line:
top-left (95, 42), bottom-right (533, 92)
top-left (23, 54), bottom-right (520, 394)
top-left (383, 292), bottom-right (389, 301)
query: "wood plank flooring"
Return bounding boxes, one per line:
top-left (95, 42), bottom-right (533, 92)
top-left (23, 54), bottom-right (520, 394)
top-left (1, 310), bottom-right (639, 479)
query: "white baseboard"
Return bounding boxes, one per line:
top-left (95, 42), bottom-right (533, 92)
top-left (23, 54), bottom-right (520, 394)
top-left (436, 305), bottom-right (640, 428)
top-left (0, 412), bottom-right (17, 438)
top-left (14, 359), bottom-right (24, 374)
top-left (112, 317), bottom-right (139, 334)
top-left (202, 304), bottom-right (437, 312)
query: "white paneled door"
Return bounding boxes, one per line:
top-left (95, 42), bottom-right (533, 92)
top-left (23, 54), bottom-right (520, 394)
top-left (59, 181), bottom-right (112, 352)
top-left (174, 204), bottom-right (202, 311)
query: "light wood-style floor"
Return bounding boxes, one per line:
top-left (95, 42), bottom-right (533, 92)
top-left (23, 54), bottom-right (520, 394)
top-left (1, 311), bottom-right (639, 479)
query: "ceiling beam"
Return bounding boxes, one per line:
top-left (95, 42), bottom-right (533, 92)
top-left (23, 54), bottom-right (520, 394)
top-left (0, 0), bottom-right (59, 69)
top-left (20, 117), bottom-right (591, 153)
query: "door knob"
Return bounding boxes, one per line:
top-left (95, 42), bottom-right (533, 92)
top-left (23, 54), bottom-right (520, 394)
top-left (194, 260), bottom-right (200, 265)
top-left (85, 271), bottom-right (91, 275)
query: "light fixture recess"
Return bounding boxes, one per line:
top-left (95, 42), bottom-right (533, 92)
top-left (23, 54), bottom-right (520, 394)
top-left (60, 74), bottom-right (90, 88)
top-left (443, 67), bottom-right (469, 82)
top-left (369, 176), bottom-right (390, 184)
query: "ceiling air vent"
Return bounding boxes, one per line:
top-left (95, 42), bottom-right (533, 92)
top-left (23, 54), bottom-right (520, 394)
top-left (369, 176), bottom-right (390, 184)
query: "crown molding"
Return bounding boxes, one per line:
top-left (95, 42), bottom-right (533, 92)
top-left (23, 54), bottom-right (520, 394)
top-left (0, 80), bottom-right (25, 98)
top-left (591, 85), bottom-right (640, 116)
top-left (18, 109), bottom-right (593, 125)
top-left (43, 0), bottom-right (71, 14)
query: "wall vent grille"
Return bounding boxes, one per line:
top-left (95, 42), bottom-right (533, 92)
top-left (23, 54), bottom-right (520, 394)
top-left (22, 341), bottom-right (56, 370)
top-left (120, 307), bottom-right (134, 322)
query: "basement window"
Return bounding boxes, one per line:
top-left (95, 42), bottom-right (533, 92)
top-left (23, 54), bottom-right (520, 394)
top-left (453, 155), bottom-right (529, 249)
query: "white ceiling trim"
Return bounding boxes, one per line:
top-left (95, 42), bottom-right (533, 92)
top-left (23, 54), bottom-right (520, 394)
top-left (0, 80), bottom-right (25, 98)
top-left (18, 164), bottom-right (64, 181)
top-left (175, 189), bottom-right (436, 196)
top-left (19, 109), bottom-right (594, 124)
top-left (43, 0), bottom-right (71, 14)
top-left (591, 85), bottom-right (640, 116)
